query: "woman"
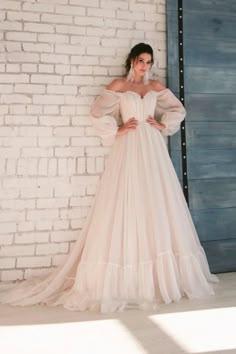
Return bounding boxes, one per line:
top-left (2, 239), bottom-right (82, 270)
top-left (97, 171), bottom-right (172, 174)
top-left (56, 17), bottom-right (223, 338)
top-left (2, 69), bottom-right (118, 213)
top-left (0, 43), bottom-right (218, 313)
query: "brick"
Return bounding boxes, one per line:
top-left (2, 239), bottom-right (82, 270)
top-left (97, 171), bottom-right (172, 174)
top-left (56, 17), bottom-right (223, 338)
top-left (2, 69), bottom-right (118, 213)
top-left (71, 137), bottom-right (100, 146)
top-left (56, 5), bottom-right (86, 16)
top-left (0, 234), bottom-right (14, 246)
top-left (55, 44), bottom-right (85, 55)
top-left (25, 22), bottom-right (55, 33)
top-left (1, 94), bottom-right (32, 104)
top-left (39, 116), bottom-right (70, 126)
top-left (70, 0), bottom-right (99, 7)
top-left (15, 232), bottom-right (49, 244)
top-left (51, 230), bottom-right (79, 242)
top-left (31, 74), bottom-right (62, 85)
top-left (100, 0), bottom-right (128, 10)
top-left (2, 270), bottom-right (23, 281)
top-left (22, 147), bottom-right (53, 157)
top-left (23, 43), bottom-right (54, 53)
top-left (0, 74), bottom-right (29, 83)
top-left (42, 14), bottom-right (73, 24)
top-left (56, 24), bottom-right (86, 35)
top-left (0, 1), bottom-right (20, 10)
top-left (36, 242), bottom-right (69, 255)
top-left (38, 33), bottom-right (69, 44)
top-left (74, 16), bottom-right (104, 27)
top-left (17, 256), bottom-right (51, 268)
top-left (0, 222), bottom-right (17, 234)
top-left (43, 106), bottom-right (59, 114)
top-left (55, 64), bottom-right (70, 75)
top-left (38, 158), bottom-right (48, 176)
top-left (6, 159), bottom-right (17, 175)
top-left (7, 10), bottom-right (40, 22)
top-left (6, 32), bottom-right (37, 42)
top-left (17, 158), bottom-right (37, 176)
top-left (52, 254), bottom-right (67, 266)
top-left (33, 95), bottom-right (65, 105)
top-left (0, 245), bottom-right (35, 257)
top-left (22, 3), bottom-right (55, 13)
top-left (27, 209), bottom-right (59, 221)
top-left (36, 220), bottom-right (53, 231)
top-left (17, 221), bottom-right (35, 232)
top-left (0, 21), bottom-right (22, 31)
top-left (37, 198), bottom-right (68, 209)
top-left (5, 115), bottom-right (38, 125)
top-left (6, 64), bottom-right (20, 72)
top-left (41, 53), bottom-right (69, 64)
top-left (47, 85), bottom-right (77, 95)
top-left (53, 220), bottom-right (69, 230)
top-left (55, 147), bottom-right (84, 157)
top-left (15, 84), bottom-right (45, 94)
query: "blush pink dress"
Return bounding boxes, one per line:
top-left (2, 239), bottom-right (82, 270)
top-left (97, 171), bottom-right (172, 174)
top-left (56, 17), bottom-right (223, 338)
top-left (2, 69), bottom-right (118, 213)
top-left (0, 89), bottom-right (218, 312)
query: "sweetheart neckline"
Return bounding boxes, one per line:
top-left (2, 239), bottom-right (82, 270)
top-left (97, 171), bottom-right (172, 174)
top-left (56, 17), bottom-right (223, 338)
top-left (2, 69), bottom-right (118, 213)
top-left (105, 89), bottom-right (169, 99)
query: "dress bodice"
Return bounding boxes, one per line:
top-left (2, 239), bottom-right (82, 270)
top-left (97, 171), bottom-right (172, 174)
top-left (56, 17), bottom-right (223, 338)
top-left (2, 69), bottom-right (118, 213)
top-left (117, 90), bottom-right (160, 124)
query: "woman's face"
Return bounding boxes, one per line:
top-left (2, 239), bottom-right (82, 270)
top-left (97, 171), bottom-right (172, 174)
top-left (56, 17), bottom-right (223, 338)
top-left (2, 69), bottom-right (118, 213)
top-left (132, 53), bottom-right (152, 77)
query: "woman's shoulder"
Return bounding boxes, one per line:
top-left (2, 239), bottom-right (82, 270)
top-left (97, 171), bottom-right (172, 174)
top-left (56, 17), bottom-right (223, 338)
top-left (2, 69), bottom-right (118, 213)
top-left (106, 78), bottom-right (126, 92)
top-left (149, 80), bottom-right (167, 93)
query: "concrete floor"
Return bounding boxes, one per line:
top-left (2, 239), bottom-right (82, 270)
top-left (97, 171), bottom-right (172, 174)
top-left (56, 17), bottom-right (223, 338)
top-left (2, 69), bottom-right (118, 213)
top-left (0, 272), bottom-right (235, 354)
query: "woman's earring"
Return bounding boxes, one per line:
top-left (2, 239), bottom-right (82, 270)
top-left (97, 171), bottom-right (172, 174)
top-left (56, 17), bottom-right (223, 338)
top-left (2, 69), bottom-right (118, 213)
top-left (143, 70), bottom-right (150, 85)
top-left (126, 63), bottom-right (134, 82)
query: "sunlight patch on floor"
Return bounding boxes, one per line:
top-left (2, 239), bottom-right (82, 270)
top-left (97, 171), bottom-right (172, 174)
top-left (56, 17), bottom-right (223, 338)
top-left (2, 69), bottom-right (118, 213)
top-left (0, 319), bottom-right (147, 354)
top-left (149, 307), bottom-right (236, 353)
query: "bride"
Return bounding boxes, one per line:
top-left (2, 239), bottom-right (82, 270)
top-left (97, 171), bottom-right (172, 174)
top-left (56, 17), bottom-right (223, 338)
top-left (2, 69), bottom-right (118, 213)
top-left (0, 43), bottom-right (218, 313)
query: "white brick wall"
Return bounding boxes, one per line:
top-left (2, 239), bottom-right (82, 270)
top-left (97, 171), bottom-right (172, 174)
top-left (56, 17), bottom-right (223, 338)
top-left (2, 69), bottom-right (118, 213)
top-left (0, 0), bottom-right (167, 281)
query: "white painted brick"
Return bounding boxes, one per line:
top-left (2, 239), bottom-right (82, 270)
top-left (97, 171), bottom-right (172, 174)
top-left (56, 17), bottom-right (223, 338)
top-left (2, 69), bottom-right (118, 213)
top-left (37, 198), bottom-right (68, 209)
top-left (41, 53), bottom-right (69, 64)
top-left (74, 16), bottom-right (104, 27)
top-left (9, 105), bottom-right (26, 114)
top-left (16, 256), bottom-right (51, 268)
top-left (55, 147), bottom-right (84, 157)
top-left (6, 64), bottom-right (20, 72)
top-left (0, 84), bottom-right (13, 93)
top-left (15, 84), bottom-right (45, 94)
top-left (15, 232), bottom-right (49, 244)
top-left (71, 137), bottom-right (100, 146)
top-left (17, 221), bottom-right (35, 232)
top-left (48, 158), bottom-right (57, 176)
top-left (0, 234), bottom-right (14, 246)
top-left (55, 44), bottom-right (85, 55)
top-left (100, 0), bottom-right (128, 10)
top-left (55, 65), bottom-right (70, 75)
top-left (87, 27), bottom-right (115, 37)
top-left (31, 74), bottom-right (62, 85)
top-left (36, 220), bottom-right (53, 231)
top-left (53, 220), bottom-right (69, 230)
top-left (38, 33), bottom-right (69, 43)
top-left (6, 159), bottom-right (17, 176)
top-left (51, 230), bottom-right (79, 242)
top-left (0, 1), bottom-right (20, 10)
top-left (0, 74), bottom-right (29, 83)
top-left (19, 127), bottom-right (52, 137)
top-left (33, 95), bottom-right (65, 105)
top-left (1, 94), bottom-right (32, 104)
top-left (43, 106), bottom-right (59, 114)
top-left (77, 157), bottom-right (86, 174)
top-left (6, 32), bottom-right (37, 42)
top-left (70, 0), bottom-right (99, 7)
top-left (105, 18), bottom-right (133, 29)
top-left (38, 0), bottom-right (67, 4)
top-left (71, 55), bottom-right (98, 65)
top-left (70, 36), bottom-right (99, 46)
top-left (54, 127), bottom-right (84, 136)
top-left (70, 196), bottom-right (93, 207)
top-left (5, 115), bottom-right (38, 125)
top-left (0, 147), bottom-right (20, 158)
top-left (70, 219), bottom-right (86, 229)
top-left (0, 21), bottom-right (22, 31)
top-left (24, 268), bottom-right (51, 280)
top-left (71, 66), bottom-right (93, 75)
top-left (21, 187), bottom-right (53, 199)
top-left (7, 10), bottom-right (40, 22)
top-left (0, 222), bottom-right (17, 234)
top-left (56, 5), bottom-right (86, 16)
top-left (39, 116), bottom-right (70, 126)
top-left (36, 242), bottom-right (69, 255)
top-left (1, 270), bottom-right (23, 281)
top-left (27, 209), bottom-right (59, 221)
top-left (42, 13), bottom-right (73, 24)
top-left (23, 42), bottom-right (54, 53)
top-left (47, 85), bottom-right (77, 95)
top-left (0, 245), bottom-right (35, 257)
top-left (21, 64), bottom-right (38, 73)
top-left (136, 21), bottom-right (156, 31)
top-left (17, 158), bottom-right (38, 176)
top-left (24, 22), bottom-right (55, 33)
top-left (22, 3), bottom-right (55, 13)
top-left (5, 42), bottom-right (21, 52)
top-left (0, 105), bottom-right (8, 115)
top-left (117, 10), bottom-right (144, 20)
top-left (0, 188), bottom-right (19, 200)
top-left (22, 147), bottom-right (53, 157)
top-left (72, 116), bottom-right (90, 126)
top-left (64, 75), bottom-right (94, 85)
top-left (56, 24), bottom-right (86, 35)
top-left (7, 52), bottom-right (40, 63)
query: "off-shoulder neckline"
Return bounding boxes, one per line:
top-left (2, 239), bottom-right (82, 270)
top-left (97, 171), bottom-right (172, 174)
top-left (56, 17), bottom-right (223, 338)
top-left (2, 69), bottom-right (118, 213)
top-left (104, 89), bottom-right (170, 99)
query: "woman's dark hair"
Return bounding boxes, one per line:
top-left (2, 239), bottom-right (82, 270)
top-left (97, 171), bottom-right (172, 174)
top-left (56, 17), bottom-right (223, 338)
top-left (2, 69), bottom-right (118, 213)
top-left (125, 43), bottom-right (154, 74)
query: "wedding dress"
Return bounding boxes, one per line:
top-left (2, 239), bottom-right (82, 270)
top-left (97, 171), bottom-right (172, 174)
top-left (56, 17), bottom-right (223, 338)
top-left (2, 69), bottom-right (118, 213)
top-left (0, 89), bottom-right (218, 313)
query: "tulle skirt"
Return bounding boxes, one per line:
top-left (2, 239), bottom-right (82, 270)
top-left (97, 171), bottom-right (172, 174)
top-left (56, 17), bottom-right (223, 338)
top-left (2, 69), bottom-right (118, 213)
top-left (0, 123), bottom-right (218, 312)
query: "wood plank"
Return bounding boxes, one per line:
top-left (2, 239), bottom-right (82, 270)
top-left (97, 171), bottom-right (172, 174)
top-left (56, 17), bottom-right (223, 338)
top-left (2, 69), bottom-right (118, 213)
top-left (185, 66), bottom-right (236, 94)
top-left (184, 38), bottom-right (236, 68)
top-left (185, 94), bottom-right (236, 122)
top-left (202, 239), bottom-right (236, 273)
top-left (188, 178), bottom-right (236, 210)
top-left (186, 122), bottom-right (236, 149)
top-left (184, 0), bottom-right (236, 17)
top-left (183, 12), bottom-right (236, 41)
top-left (187, 149), bottom-right (236, 179)
top-left (191, 208), bottom-right (236, 242)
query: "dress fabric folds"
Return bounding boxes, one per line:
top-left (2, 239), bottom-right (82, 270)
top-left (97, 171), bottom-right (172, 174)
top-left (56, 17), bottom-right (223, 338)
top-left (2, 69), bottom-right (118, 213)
top-left (0, 89), bottom-right (218, 313)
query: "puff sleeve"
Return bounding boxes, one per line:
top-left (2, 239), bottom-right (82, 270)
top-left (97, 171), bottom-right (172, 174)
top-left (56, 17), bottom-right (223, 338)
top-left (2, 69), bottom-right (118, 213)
top-left (90, 90), bottom-right (122, 145)
top-left (154, 89), bottom-right (186, 137)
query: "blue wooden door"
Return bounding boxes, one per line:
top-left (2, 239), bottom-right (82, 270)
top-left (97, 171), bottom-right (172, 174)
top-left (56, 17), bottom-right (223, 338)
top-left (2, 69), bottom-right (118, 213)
top-left (167, 0), bottom-right (236, 272)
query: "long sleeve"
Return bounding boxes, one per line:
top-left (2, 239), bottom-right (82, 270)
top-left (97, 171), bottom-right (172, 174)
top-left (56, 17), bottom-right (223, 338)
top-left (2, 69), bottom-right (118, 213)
top-left (90, 90), bottom-right (122, 145)
top-left (154, 89), bottom-right (186, 137)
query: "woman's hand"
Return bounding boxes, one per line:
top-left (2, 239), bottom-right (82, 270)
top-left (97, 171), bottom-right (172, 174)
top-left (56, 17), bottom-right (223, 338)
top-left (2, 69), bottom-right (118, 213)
top-left (117, 117), bottom-right (138, 136)
top-left (146, 116), bottom-right (166, 130)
